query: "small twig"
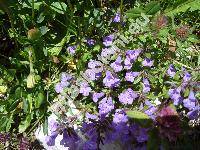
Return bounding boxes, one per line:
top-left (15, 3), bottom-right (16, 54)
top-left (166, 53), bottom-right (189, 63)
top-left (172, 59), bottom-right (194, 70)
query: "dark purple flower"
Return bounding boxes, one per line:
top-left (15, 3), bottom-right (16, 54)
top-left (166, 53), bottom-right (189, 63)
top-left (87, 39), bottom-right (96, 46)
top-left (67, 45), bottom-right (76, 55)
top-left (98, 97), bottom-right (114, 114)
top-left (183, 90), bottom-right (196, 110)
top-left (125, 71), bottom-right (140, 82)
top-left (126, 49), bottom-right (141, 61)
top-left (60, 128), bottom-right (80, 149)
top-left (45, 132), bottom-right (58, 146)
top-left (103, 35), bottom-right (114, 47)
top-left (19, 137), bottom-right (30, 150)
top-left (0, 133), bottom-right (10, 144)
top-left (142, 78), bottom-right (151, 93)
top-left (45, 118), bottom-right (60, 146)
top-left (82, 140), bottom-right (98, 150)
top-left (134, 128), bottom-right (148, 143)
top-left (110, 56), bottom-right (123, 72)
top-left (187, 106), bottom-right (200, 120)
top-left (118, 88), bottom-right (138, 105)
top-left (183, 71), bottom-right (191, 82)
top-left (103, 71), bottom-right (120, 88)
top-left (168, 87), bottom-right (183, 105)
top-left (167, 64), bottom-right (176, 77)
top-left (142, 58), bottom-right (154, 67)
top-left (113, 13), bottom-right (120, 22)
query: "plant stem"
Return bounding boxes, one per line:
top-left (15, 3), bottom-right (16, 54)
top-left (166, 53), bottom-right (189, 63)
top-left (32, 0), bottom-right (35, 26)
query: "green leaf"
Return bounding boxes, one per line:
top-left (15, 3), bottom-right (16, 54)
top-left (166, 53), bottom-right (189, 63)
top-left (126, 110), bottom-right (150, 119)
top-left (133, 76), bottom-right (142, 84)
top-left (35, 92), bottom-right (44, 108)
top-left (19, 114), bottom-right (32, 133)
top-left (6, 115), bottom-right (13, 132)
top-left (184, 88), bottom-right (190, 97)
top-left (43, 116), bottom-right (48, 135)
top-left (50, 2), bottom-right (67, 14)
top-left (48, 34), bottom-right (71, 56)
top-left (165, 0), bottom-right (200, 16)
top-left (82, 53), bottom-right (92, 62)
top-left (145, 1), bottom-right (160, 15)
top-left (126, 7), bottom-right (145, 18)
top-left (147, 128), bottom-right (160, 150)
top-left (39, 26), bottom-right (49, 35)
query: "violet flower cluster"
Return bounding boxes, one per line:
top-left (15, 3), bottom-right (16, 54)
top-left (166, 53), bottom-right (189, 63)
top-left (50, 31), bottom-right (199, 149)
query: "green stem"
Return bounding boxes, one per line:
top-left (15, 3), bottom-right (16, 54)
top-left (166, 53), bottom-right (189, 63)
top-left (29, 47), bottom-right (34, 73)
top-left (119, 0), bottom-right (123, 31)
top-left (32, 0), bottom-right (35, 26)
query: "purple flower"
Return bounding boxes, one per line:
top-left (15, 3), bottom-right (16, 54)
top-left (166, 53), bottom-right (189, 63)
top-left (98, 97), bottom-right (114, 114)
top-left (134, 128), bottom-right (148, 143)
top-left (83, 140), bottom-right (98, 150)
top-left (101, 48), bottom-right (114, 58)
top-left (103, 34), bottom-right (114, 47)
top-left (92, 92), bottom-right (105, 102)
top-left (183, 71), bottom-right (191, 82)
top-left (87, 39), bottom-right (96, 46)
top-left (88, 60), bottom-right (102, 69)
top-left (124, 49), bottom-right (141, 69)
top-left (86, 112), bottom-right (98, 120)
top-left (167, 64), bottom-right (176, 77)
top-left (124, 57), bottom-right (133, 70)
top-left (45, 118), bottom-right (60, 146)
top-left (113, 13), bottom-right (120, 22)
top-left (80, 82), bottom-right (92, 96)
top-left (183, 90), bottom-right (196, 110)
top-left (84, 69), bottom-right (96, 81)
top-left (45, 132), bottom-right (58, 146)
top-left (103, 71), bottom-right (120, 88)
top-left (142, 58), bottom-right (154, 67)
top-left (144, 100), bottom-right (157, 119)
top-left (187, 106), bottom-right (200, 120)
top-left (0, 133), bottom-right (10, 144)
top-left (126, 49), bottom-right (141, 61)
top-left (113, 109), bottom-right (128, 124)
top-left (110, 56), bottom-right (123, 72)
top-left (125, 71), bottom-right (140, 82)
top-left (142, 78), bottom-right (151, 93)
top-left (19, 137), bottom-right (30, 150)
top-left (118, 88), bottom-right (138, 105)
top-left (168, 87), bottom-right (183, 105)
top-left (60, 129), bottom-right (80, 149)
top-left (67, 45), bottom-right (76, 55)
top-left (55, 83), bottom-right (63, 93)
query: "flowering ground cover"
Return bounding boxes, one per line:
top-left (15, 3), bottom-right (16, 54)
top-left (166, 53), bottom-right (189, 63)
top-left (0, 0), bottom-right (199, 149)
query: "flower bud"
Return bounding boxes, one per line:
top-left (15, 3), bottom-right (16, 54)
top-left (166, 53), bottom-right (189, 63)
top-left (27, 28), bottom-right (41, 41)
top-left (27, 73), bottom-right (36, 88)
top-left (0, 85), bottom-right (7, 94)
